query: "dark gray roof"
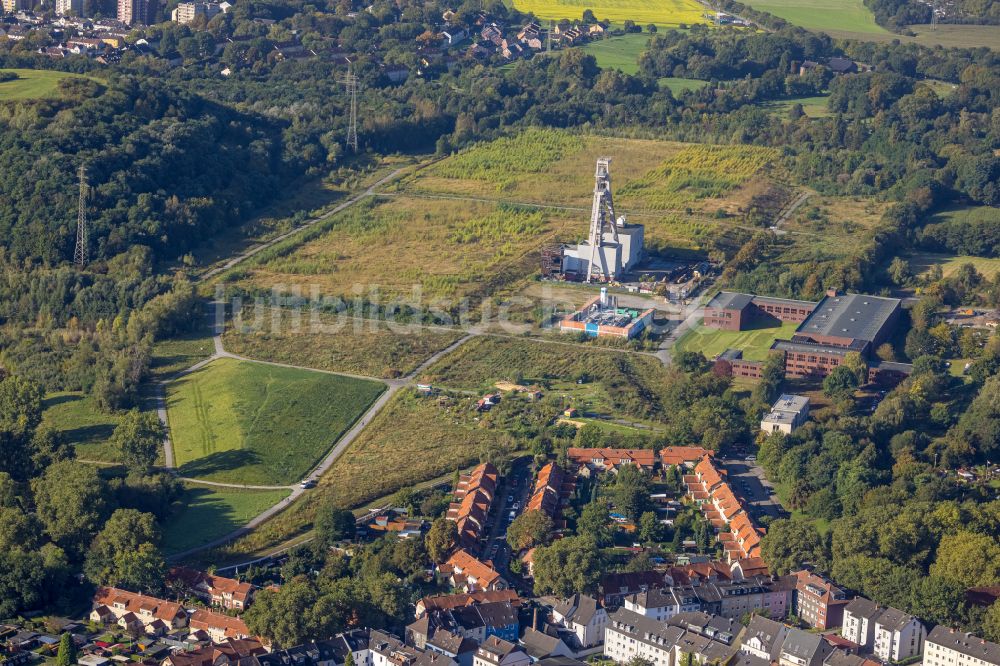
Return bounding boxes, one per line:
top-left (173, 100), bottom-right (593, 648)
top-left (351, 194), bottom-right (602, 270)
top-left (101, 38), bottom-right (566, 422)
top-left (744, 616), bottom-right (787, 658)
top-left (825, 651), bottom-right (868, 666)
top-left (845, 597), bottom-right (882, 621)
top-left (876, 607), bottom-right (919, 633)
top-left (476, 601), bottom-right (518, 628)
top-left (731, 652), bottom-right (770, 666)
top-left (707, 292), bottom-right (754, 311)
top-left (427, 629), bottom-right (476, 656)
top-left (928, 626), bottom-right (1000, 666)
top-left (553, 594), bottom-right (599, 625)
top-left (796, 293), bottom-right (900, 342)
top-left (781, 629), bottom-right (831, 662)
top-left (873, 361), bottom-right (914, 374)
top-left (609, 608), bottom-right (685, 650)
top-left (519, 628), bottom-right (566, 659)
top-left (719, 348), bottom-right (744, 361)
top-left (537, 658), bottom-right (587, 666)
top-left (772, 339), bottom-right (862, 357)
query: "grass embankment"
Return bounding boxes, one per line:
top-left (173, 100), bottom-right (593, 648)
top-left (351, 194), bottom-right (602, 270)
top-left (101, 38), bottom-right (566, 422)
top-left (41, 392), bottom-right (126, 463)
top-left (0, 69), bottom-right (95, 100)
top-left (674, 320), bottom-right (799, 361)
top-left (165, 357), bottom-right (385, 485)
top-left (222, 310), bottom-right (464, 380)
top-left (162, 484), bottom-right (292, 556)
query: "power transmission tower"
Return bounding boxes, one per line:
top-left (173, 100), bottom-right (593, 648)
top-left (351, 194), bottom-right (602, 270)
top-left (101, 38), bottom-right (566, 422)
top-left (930, 0), bottom-right (939, 31)
top-left (340, 69), bottom-right (359, 153)
top-left (74, 164), bottom-right (89, 267)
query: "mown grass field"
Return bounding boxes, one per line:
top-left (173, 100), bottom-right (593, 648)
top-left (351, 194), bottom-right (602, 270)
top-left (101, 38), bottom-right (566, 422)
top-left (213, 389), bottom-right (518, 556)
top-left (744, 0), bottom-right (886, 33)
top-left (507, 0), bottom-right (706, 26)
top-left (223, 307), bottom-right (465, 379)
top-left (41, 392), bottom-right (126, 462)
top-left (674, 319), bottom-right (799, 361)
top-left (659, 77), bottom-right (710, 95)
top-left (150, 325), bottom-right (215, 380)
top-left (909, 253), bottom-right (1000, 280)
top-left (580, 33), bottom-right (650, 74)
top-left (762, 94), bottom-right (831, 118)
top-left (0, 69), bottom-right (94, 100)
top-left (824, 23), bottom-right (1000, 49)
top-left (166, 357), bottom-right (385, 485)
top-left (162, 484), bottom-right (291, 555)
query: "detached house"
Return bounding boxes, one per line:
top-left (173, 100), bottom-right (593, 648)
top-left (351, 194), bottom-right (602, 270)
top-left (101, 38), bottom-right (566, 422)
top-left (169, 567), bottom-right (254, 611)
top-left (440, 550), bottom-right (509, 592)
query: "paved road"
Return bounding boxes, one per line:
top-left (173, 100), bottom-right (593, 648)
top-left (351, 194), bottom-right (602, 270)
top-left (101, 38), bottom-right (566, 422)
top-left (718, 456), bottom-right (787, 520)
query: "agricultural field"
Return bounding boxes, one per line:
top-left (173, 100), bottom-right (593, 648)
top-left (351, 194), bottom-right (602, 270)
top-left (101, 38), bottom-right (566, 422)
top-left (165, 357), bottom-right (385, 485)
top-left (223, 307), bottom-right (465, 379)
top-left (674, 319), bottom-right (799, 361)
top-left (213, 389), bottom-right (521, 557)
top-left (161, 484), bottom-right (291, 556)
top-left (231, 195), bottom-right (583, 303)
top-left (506, 0), bottom-right (706, 27)
top-left (909, 253), bottom-right (1000, 280)
top-left (743, 0), bottom-right (887, 34)
top-left (580, 33), bottom-right (651, 74)
top-left (40, 392), bottom-right (127, 463)
top-left (824, 23), bottom-right (1000, 49)
top-left (0, 69), bottom-right (95, 101)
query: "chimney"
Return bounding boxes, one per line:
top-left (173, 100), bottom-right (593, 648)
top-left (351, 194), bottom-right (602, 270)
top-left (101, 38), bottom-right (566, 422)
top-left (533, 606), bottom-right (539, 630)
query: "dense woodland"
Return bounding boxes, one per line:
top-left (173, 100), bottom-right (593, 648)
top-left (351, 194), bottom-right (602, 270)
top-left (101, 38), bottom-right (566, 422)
top-left (0, 0), bottom-right (998, 635)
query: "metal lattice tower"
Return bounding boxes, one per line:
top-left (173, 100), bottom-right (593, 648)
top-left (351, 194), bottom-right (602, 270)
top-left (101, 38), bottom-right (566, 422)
top-left (74, 164), bottom-right (89, 267)
top-left (930, 0), bottom-right (939, 31)
top-left (341, 70), bottom-right (359, 153)
top-left (586, 158), bottom-right (620, 282)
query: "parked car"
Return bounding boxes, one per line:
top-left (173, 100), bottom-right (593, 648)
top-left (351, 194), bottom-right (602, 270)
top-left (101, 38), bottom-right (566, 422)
top-left (300, 480), bottom-right (316, 489)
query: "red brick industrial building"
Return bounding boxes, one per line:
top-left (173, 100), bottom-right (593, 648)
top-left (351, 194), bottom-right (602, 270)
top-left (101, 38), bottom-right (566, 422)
top-left (704, 290), bottom-right (906, 381)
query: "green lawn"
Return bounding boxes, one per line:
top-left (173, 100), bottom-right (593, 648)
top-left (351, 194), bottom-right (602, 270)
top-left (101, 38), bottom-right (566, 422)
top-left (744, 0), bottom-right (886, 33)
top-left (40, 392), bottom-right (126, 462)
top-left (165, 357), bottom-right (385, 485)
top-left (822, 23), bottom-right (1000, 49)
top-left (150, 326), bottom-right (215, 380)
top-left (762, 94), bottom-right (831, 117)
top-left (659, 77), bottom-right (710, 95)
top-left (581, 33), bottom-right (651, 75)
top-left (674, 319), bottom-right (799, 361)
top-left (909, 252), bottom-right (1000, 280)
top-left (161, 484), bottom-right (291, 555)
top-left (0, 69), bottom-right (94, 100)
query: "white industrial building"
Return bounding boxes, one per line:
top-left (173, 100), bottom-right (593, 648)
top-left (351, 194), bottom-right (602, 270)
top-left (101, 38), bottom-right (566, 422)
top-left (760, 394), bottom-right (810, 435)
top-left (559, 158), bottom-right (645, 281)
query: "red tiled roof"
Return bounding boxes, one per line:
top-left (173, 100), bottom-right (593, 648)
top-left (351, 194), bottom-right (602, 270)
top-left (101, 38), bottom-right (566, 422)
top-left (566, 448), bottom-right (656, 469)
top-left (443, 549), bottom-right (503, 589)
top-left (188, 609), bottom-right (251, 639)
top-left (94, 587), bottom-right (185, 623)
top-left (660, 446), bottom-right (714, 467)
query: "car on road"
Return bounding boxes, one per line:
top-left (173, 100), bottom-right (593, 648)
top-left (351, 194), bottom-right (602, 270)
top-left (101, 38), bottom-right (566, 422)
top-left (300, 480), bottom-right (316, 489)
top-left (507, 495), bottom-right (514, 503)
top-left (512, 502), bottom-right (519, 510)
top-left (744, 455), bottom-right (756, 461)
top-left (508, 510), bottom-right (516, 521)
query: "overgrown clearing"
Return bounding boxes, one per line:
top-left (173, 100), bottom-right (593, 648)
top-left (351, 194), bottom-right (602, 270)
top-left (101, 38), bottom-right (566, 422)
top-left (215, 389), bottom-right (517, 556)
top-left (41, 391), bottom-right (127, 463)
top-left (506, 0), bottom-right (705, 26)
top-left (418, 335), bottom-right (672, 421)
top-left (223, 307), bottom-right (465, 379)
top-left (743, 0), bottom-right (886, 33)
top-left (580, 33), bottom-right (650, 74)
top-left (762, 94), bottom-right (831, 117)
top-left (674, 319), bottom-right (799, 361)
top-left (233, 196), bottom-right (583, 302)
top-left (165, 357), bottom-right (385, 485)
top-left (909, 253), bottom-right (1000, 280)
top-left (162, 484), bottom-right (291, 556)
top-left (0, 69), bottom-right (94, 100)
